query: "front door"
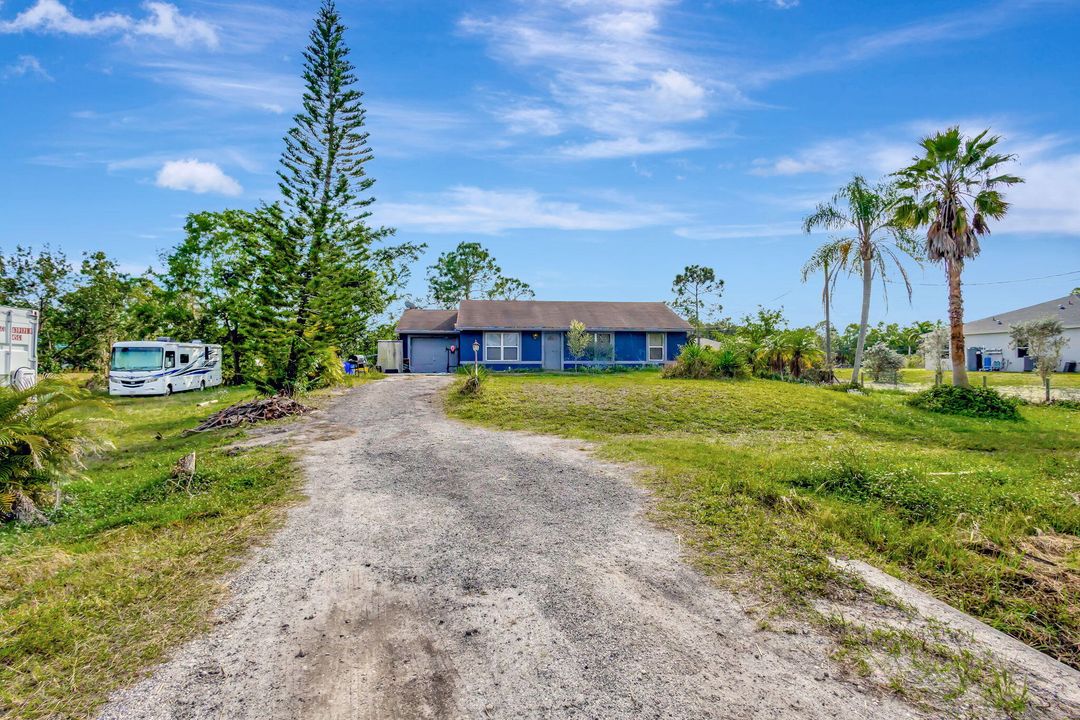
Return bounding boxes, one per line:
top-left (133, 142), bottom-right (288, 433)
top-left (542, 332), bottom-right (562, 371)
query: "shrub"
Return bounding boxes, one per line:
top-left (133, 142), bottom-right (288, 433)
top-left (863, 342), bottom-right (905, 383)
top-left (907, 385), bottom-right (1021, 420)
top-left (662, 342), bottom-right (748, 380)
top-left (802, 367), bottom-right (837, 384)
top-left (457, 365), bottom-right (488, 396)
top-left (0, 381), bottom-right (105, 524)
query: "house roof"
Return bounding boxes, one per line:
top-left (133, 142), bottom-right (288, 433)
top-left (455, 300), bottom-right (692, 331)
top-left (965, 295), bottom-right (1080, 335)
top-left (395, 300), bottom-right (693, 333)
top-left (396, 308), bottom-right (459, 333)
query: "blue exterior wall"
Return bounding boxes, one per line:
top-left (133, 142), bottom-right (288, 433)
top-left (667, 332), bottom-right (688, 361)
top-left (401, 328), bottom-right (688, 371)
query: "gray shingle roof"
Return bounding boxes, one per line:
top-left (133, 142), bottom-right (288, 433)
top-left (396, 309), bottom-right (459, 333)
top-left (456, 300), bottom-right (692, 331)
top-left (965, 295), bottom-right (1080, 334)
top-left (396, 300), bottom-right (693, 333)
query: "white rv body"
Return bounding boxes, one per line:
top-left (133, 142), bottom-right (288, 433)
top-left (109, 340), bottom-right (223, 396)
top-left (1, 305), bottom-right (39, 388)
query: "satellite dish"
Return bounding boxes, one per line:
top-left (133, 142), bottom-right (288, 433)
top-left (404, 300), bottom-right (417, 309)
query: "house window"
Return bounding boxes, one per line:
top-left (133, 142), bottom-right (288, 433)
top-left (485, 332), bottom-right (520, 361)
top-left (647, 332), bottom-right (665, 361)
top-left (1016, 346), bottom-right (1028, 358)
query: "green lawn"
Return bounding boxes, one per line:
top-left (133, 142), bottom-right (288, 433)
top-left (0, 382), bottom-right (340, 720)
top-left (446, 372), bottom-right (1080, 670)
top-left (835, 367), bottom-right (1080, 388)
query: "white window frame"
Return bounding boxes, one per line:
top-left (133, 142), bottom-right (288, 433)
top-left (485, 332), bottom-right (520, 362)
top-left (647, 332), bottom-right (666, 362)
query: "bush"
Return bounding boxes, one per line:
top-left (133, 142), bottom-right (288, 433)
top-left (0, 381), bottom-right (105, 524)
top-left (863, 342), bottom-right (905, 383)
top-left (662, 342), bottom-right (748, 380)
top-left (907, 385), bottom-right (1021, 420)
top-left (802, 367), bottom-right (837, 384)
top-left (457, 365), bottom-right (488, 396)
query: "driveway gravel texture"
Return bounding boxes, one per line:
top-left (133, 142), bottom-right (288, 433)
top-left (100, 376), bottom-right (1006, 719)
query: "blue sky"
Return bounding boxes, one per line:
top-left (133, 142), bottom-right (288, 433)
top-left (2, 0), bottom-right (1079, 328)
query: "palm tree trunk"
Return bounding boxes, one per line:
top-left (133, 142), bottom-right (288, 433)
top-left (823, 266), bottom-right (833, 373)
top-left (851, 257), bottom-right (873, 385)
top-left (946, 258), bottom-right (969, 387)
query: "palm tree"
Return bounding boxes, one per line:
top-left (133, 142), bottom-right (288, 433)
top-left (893, 128), bottom-right (1023, 387)
top-left (800, 238), bottom-right (853, 379)
top-left (0, 381), bottom-right (103, 525)
top-left (803, 176), bottom-right (919, 385)
top-left (782, 328), bottom-right (825, 379)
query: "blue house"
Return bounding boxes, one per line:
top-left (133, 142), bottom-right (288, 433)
top-left (396, 299), bottom-right (691, 373)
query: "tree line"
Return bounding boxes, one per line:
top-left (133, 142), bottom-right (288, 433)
top-left (2, 3), bottom-right (535, 392)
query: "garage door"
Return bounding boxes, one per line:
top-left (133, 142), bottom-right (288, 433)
top-left (410, 336), bottom-right (459, 373)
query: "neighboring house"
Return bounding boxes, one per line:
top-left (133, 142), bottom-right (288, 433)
top-left (946, 294), bottom-right (1079, 372)
top-left (397, 299), bottom-right (691, 373)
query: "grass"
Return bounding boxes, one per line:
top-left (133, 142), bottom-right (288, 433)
top-left (835, 367), bottom-right (1080, 389)
top-left (0, 380), bottom-right (348, 720)
top-left (446, 372), bottom-right (1080, 671)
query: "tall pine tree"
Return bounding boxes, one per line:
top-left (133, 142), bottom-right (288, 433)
top-left (250, 1), bottom-right (395, 391)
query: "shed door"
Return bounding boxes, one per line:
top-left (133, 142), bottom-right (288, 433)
top-left (411, 337), bottom-right (458, 373)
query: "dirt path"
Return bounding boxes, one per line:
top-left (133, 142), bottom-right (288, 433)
top-left (100, 375), bottom-right (936, 719)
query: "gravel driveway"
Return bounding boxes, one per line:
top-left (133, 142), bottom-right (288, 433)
top-left (100, 375), bottom-right (923, 720)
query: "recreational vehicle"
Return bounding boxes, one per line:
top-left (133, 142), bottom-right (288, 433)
top-left (109, 339), bottom-right (222, 396)
top-left (1, 305), bottom-right (38, 389)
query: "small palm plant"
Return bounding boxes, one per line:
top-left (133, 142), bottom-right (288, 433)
top-left (801, 239), bottom-right (852, 378)
top-left (783, 328), bottom-right (825, 379)
top-left (0, 381), bottom-right (104, 525)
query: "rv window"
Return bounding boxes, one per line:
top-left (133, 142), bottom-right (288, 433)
top-left (164, 351), bottom-right (175, 369)
top-left (204, 347), bottom-right (210, 360)
top-left (111, 347), bottom-right (163, 371)
top-left (180, 353), bottom-right (190, 364)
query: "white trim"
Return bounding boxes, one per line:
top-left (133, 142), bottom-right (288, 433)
top-left (457, 326), bottom-right (689, 332)
top-left (647, 331), bottom-right (666, 362)
top-left (566, 360), bottom-right (666, 366)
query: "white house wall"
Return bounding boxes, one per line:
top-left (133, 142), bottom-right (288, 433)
top-left (964, 328), bottom-right (1079, 372)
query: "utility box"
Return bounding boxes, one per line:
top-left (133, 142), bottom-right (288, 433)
top-left (1, 306), bottom-right (39, 388)
top-left (377, 340), bottom-right (402, 373)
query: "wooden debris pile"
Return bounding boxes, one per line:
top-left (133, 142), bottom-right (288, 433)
top-left (184, 395), bottom-right (312, 434)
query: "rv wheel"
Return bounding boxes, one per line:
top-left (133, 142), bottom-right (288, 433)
top-left (164, 384), bottom-right (172, 396)
top-left (199, 380), bottom-right (206, 391)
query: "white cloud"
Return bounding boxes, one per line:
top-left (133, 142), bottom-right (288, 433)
top-left (750, 134), bottom-right (916, 177)
top-left (560, 131), bottom-right (708, 159)
top-left (2, 54), bottom-right (51, 80)
top-left (0, 0), bottom-right (218, 48)
top-left (497, 105), bottom-right (563, 136)
top-left (999, 153), bottom-right (1080, 236)
top-left (140, 60), bottom-right (297, 112)
top-left (460, 1), bottom-right (729, 157)
top-left (155, 159), bottom-right (242, 196)
top-left (747, 2), bottom-right (1024, 86)
top-left (378, 186), bottom-right (682, 234)
top-left (674, 222), bottom-right (804, 240)
top-left (760, 120), bottom-right (1080, 236)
